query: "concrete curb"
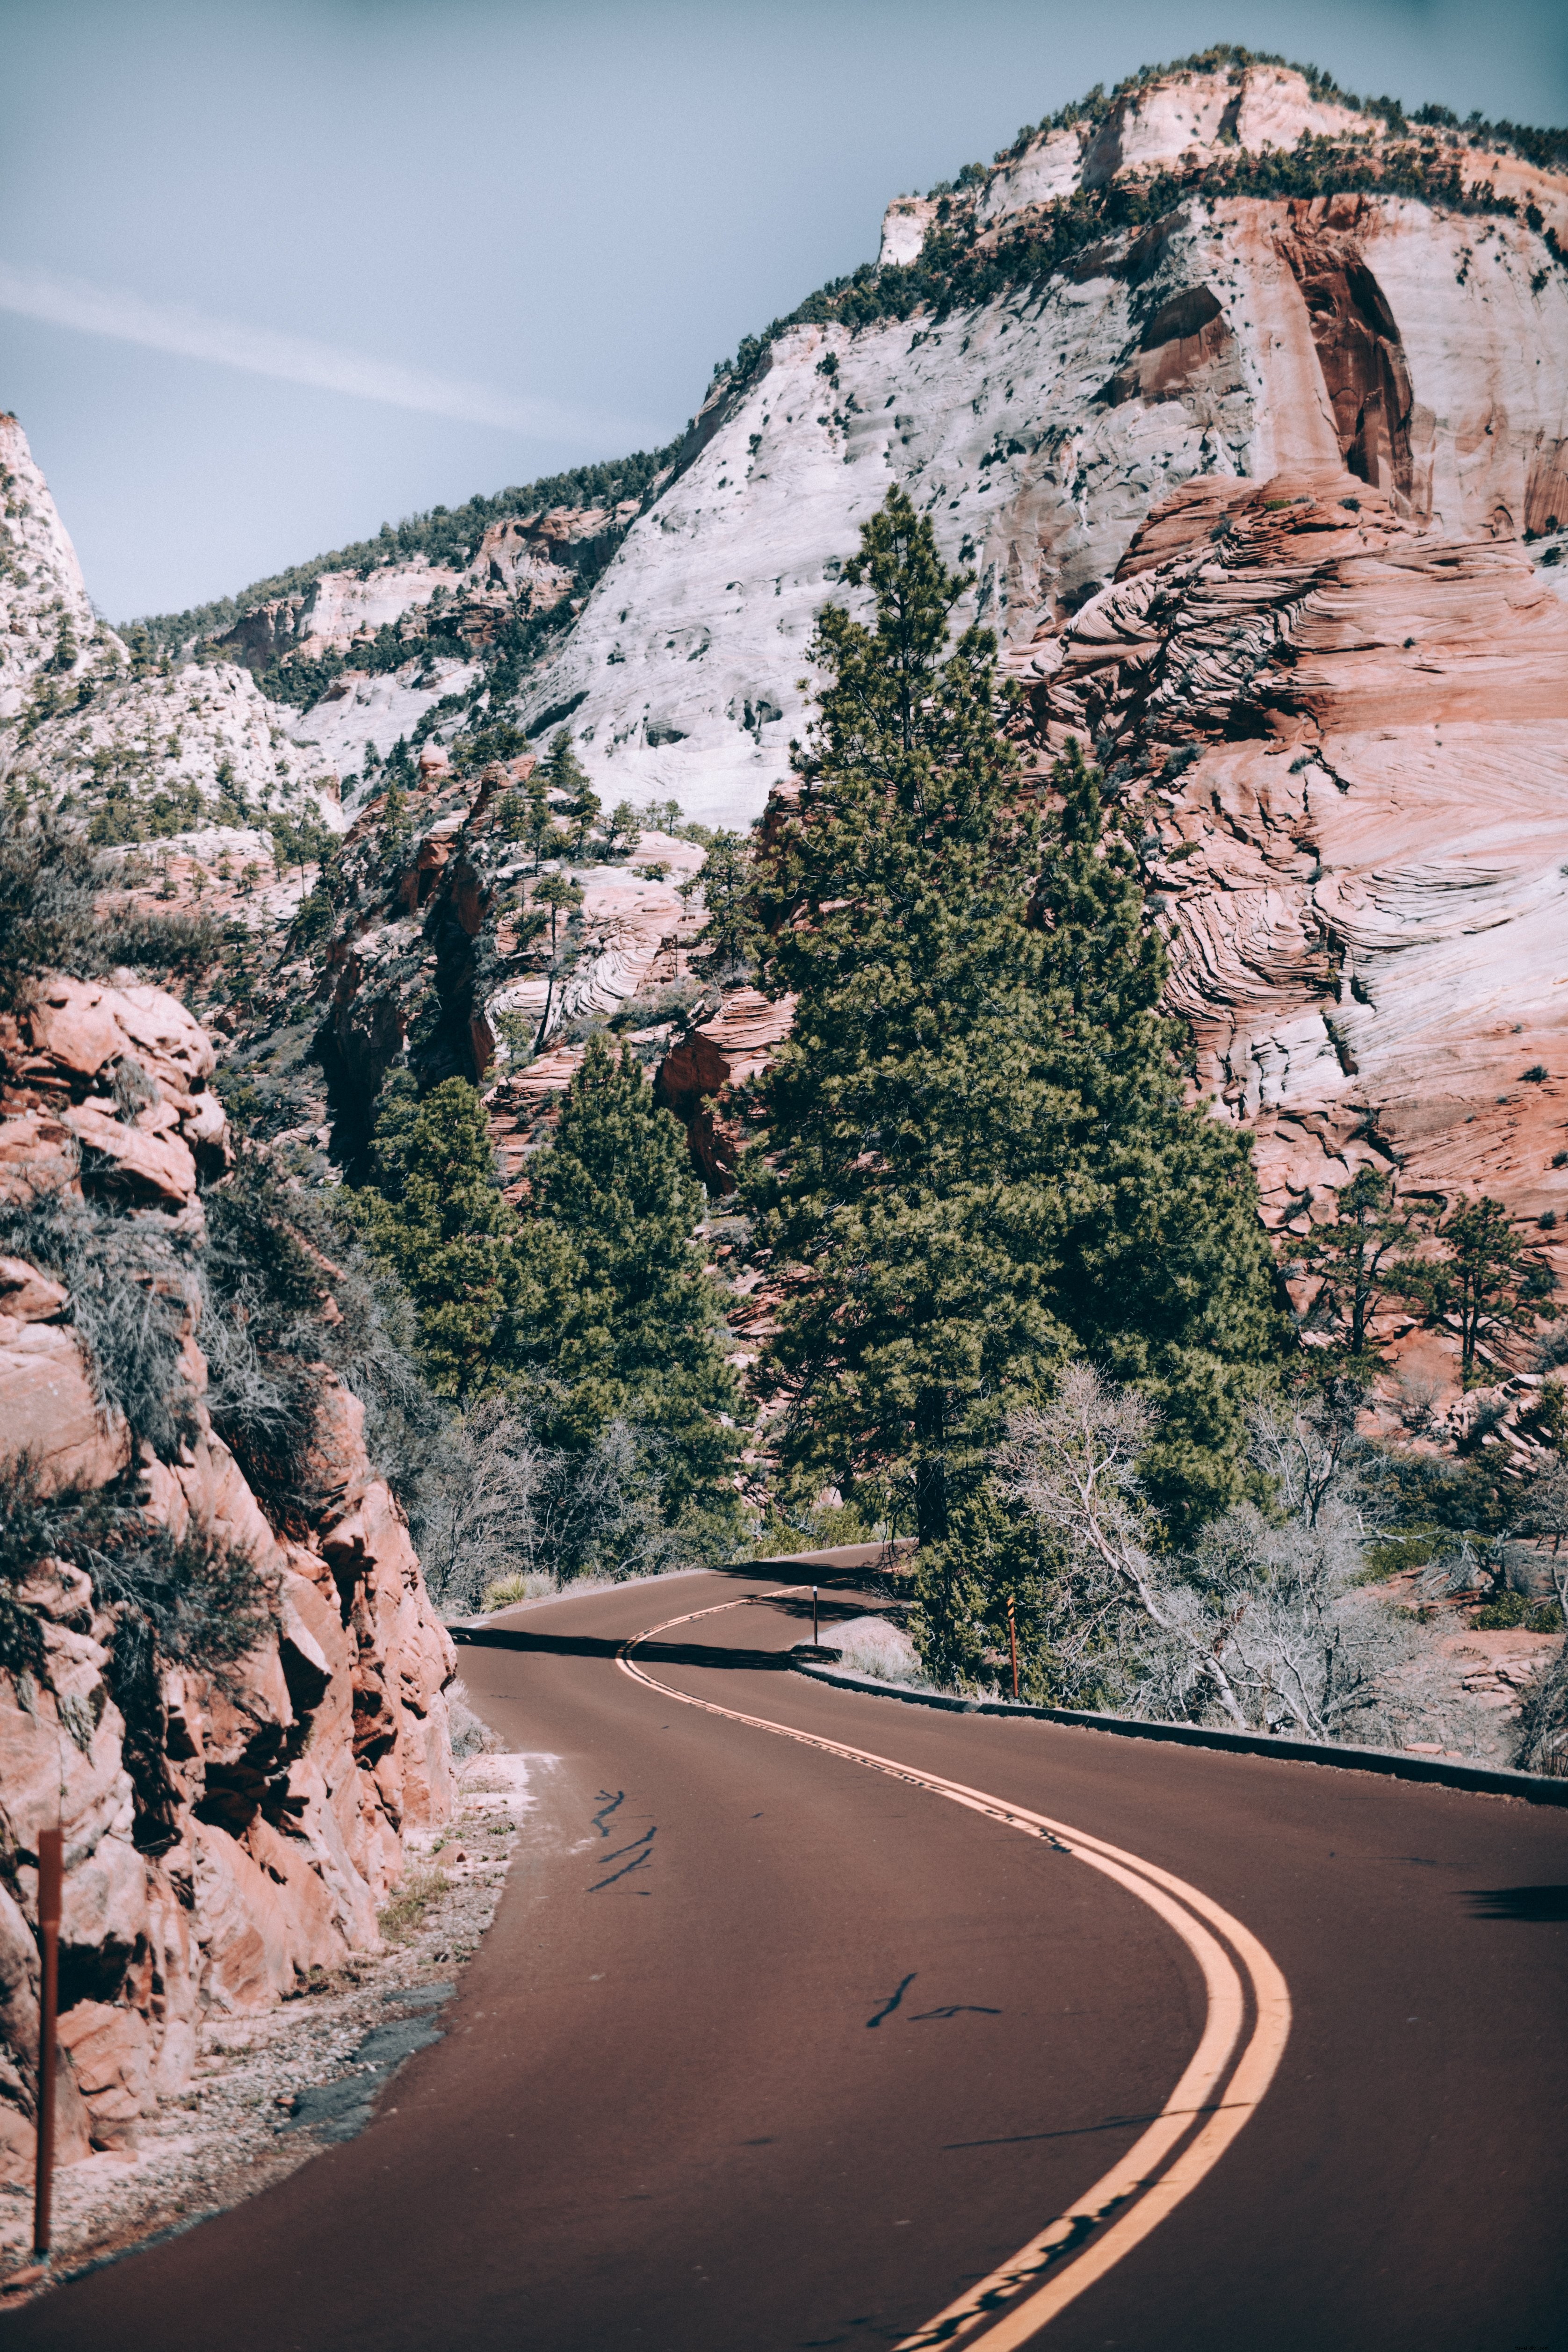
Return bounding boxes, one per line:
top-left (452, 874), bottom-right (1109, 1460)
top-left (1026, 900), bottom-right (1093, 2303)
top-left (789, 1662), bottom-right (1568, 1807)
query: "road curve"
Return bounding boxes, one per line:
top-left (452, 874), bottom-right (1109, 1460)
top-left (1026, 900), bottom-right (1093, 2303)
top-left (12, 1565), bottom-right (1568, 2352)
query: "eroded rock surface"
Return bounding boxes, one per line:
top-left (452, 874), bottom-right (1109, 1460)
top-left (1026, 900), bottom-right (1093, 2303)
top-left (0, 981), bottom-right (455, 2180)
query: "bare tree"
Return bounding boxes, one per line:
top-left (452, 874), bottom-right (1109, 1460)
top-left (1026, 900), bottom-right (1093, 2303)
top-left (408, 1397), bottom-right (685, 1614)
top-left (994, 1365), bottom-right (1247, 1726)
top-left (996, 1368), bottom-right (1415, 1742)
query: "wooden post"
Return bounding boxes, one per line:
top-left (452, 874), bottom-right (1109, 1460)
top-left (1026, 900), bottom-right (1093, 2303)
top-left (33, 1828), bottom-right (62, 2263)
top-left (1007, 1594), bottom-right (1019, 1704)
top-left (812, 1586), bottom-right (818, 1646)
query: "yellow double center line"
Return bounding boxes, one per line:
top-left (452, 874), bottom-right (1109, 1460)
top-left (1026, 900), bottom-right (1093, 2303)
top-left (617, 1589), bottom-right (1292, 2347)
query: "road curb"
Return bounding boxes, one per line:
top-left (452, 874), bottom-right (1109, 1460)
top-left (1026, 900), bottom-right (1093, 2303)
top-left (789, 1663), bottom-right (1568, 1807)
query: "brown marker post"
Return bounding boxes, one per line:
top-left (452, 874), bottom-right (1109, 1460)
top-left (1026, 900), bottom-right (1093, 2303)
top-left (1007, 1594), bottom-right (1019, 1704)
top-left (33, 1828), bottom-right (62, 2264)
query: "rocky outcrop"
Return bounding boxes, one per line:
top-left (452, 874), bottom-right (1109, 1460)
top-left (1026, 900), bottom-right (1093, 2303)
top-left (0, 417), bottom-right (342, 837)
top-left (504, 68), bottom-right (1567, 829)
top-left (654, 989), bottom-right (797, 1193)
top-left (0, 980), bottom-right (455, 2181)
top-left (0, 414), bottom-right (100, 725)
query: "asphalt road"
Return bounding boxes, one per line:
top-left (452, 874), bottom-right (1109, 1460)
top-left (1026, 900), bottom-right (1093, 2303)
top-left (13, 1561), bottom-right (1568, 2352)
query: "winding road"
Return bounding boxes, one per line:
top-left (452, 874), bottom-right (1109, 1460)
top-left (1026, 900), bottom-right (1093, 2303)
top-left (13, 1559), bottom-right (1568, 2352)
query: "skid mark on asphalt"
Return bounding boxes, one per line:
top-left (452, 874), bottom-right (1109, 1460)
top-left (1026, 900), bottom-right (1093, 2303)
top-left (591, 1789), bottom-right (626, 1838)
top-left (617, 1589), bottom-right (1293, 2349)
top-left (587, 1825), bottom-right (657, 1891)
top-left (912, 2006), bottom-right (1001, 2021)
top-left (867, 1973), bottom-right (918, 2028)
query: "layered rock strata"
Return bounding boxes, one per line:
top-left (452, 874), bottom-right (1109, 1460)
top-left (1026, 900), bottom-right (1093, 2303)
top-left (0, 980), bottom-right (455, 2181)
top-left (1027, 468), bottom-right (1568, 1292)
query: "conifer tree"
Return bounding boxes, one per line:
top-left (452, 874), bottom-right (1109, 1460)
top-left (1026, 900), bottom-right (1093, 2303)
top-left (522, 769), bottom-right (561, 871)
top-left (526, 1036), bottom-right (742, 1527)
top-left (745, 487), bottom-right (1279, 1617)
top-left (351, 1075), bottom-right (544, 1399)
top-left (546, 729), bottom-right (601, 855)
top-left (1398, 1194), bottom-right (1557, 1386)
top-left (686, 829), bottom-right (760, 980)
top-left (1294, 1167), bottom-right (1424, 1369)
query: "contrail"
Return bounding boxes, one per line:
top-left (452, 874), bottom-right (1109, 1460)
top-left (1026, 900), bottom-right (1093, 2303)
top-left (0, 258), bottom-right (655, 445)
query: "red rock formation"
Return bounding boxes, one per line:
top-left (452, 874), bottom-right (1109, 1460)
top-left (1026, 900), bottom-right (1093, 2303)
top-left (0, 981), bottom-right (455, 2180)
top-left (1027, 465), bottom-right (1568, 1400)
top-left (654, 989), bottom-right (797, 1192)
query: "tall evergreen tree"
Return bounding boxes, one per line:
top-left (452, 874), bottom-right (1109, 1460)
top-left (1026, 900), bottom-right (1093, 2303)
top-left (546, 729), bottom-right (601, 855)
top-left (351, 1075), bottom-right (544, 1399)
top-left (744, 487), bottom-right (1279, 1613)
top-left (527, 1035), bottom-right (742, 1528)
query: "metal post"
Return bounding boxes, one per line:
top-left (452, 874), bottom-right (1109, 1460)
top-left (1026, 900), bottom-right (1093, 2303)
top-left (812, 1586), bottom-right (818, 1646)
top-left (33, 1828), bottom-right (62, 2263)
top-left (1007, 1594), bottom-right (1019, 1704)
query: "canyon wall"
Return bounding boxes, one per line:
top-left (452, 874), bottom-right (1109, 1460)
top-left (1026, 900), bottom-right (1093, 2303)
top-left (0, 977), bottom-right (455, 2179)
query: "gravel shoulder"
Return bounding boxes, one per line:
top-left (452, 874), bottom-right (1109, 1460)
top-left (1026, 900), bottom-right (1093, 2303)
top-left (0, 1749), bottom-right (537, 2304)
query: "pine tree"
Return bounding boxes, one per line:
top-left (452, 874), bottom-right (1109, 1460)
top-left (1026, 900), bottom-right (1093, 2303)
top-left (1399, 1195), bottom-right (1558, 1386)
top-left (546, 729), bottom-right (601, 855)
top-left (686, 829), bottom-right (760, 980)
top-left (1294, 1167), bottom-right (1425, 1369)
top-left (745, 487), bottom-right (1279, 1606)
top-left (352, 1075), bottom-right (546, 1400)
top-left (526, 1035), bottom-right (742, 1527)
top-left (523, 769), bottom-right (561, 872)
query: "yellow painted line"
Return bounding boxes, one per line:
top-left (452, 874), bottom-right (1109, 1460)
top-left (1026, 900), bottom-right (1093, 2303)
top-left (617, 1590), bottom-right (1293, 2347)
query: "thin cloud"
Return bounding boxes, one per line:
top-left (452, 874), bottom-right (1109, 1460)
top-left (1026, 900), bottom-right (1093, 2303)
top-left (0, 258), bottom-right (654, 445)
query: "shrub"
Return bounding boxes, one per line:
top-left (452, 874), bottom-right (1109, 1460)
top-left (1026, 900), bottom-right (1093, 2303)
top-left (0, 808), bottom-right (224, 1010)
top-left (0, 1190), bottom-right (198, 1460)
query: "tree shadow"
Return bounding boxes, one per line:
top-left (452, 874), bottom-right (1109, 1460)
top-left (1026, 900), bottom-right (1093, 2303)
top-left (1465, 1885), bottom-right (1568, 1922)
top-left (453, 1626), bottom-right (797, 1673)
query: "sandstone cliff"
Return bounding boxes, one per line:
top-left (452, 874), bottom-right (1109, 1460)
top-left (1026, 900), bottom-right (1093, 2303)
top-left (0, 975), bottom-right (455, 2181)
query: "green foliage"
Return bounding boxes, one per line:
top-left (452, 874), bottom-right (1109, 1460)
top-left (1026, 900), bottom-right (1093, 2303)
top-left (745, 488), bottom-right (1280, 1611)
top-left (545, 730), bottom-right (600, 855)
top-left (521, 769), bottom-right (563, 871)
top-left (1360, 1526), bottom-right (1442, 1580)
top-left (454, 719), bottom-right (528, 777)
top-left (686, 829), bottom-right (761, 981)
top-left (604, 799), bottom-right (641, 857)
top-left (1397, 1195), bottom-right (1558, 1385)
top-left (0, 810), bottom-right (218, 1011)
top-left (1472, 1589), bottom-right (1564, 1632)
top-left (0, 1190), bottom-right (199, 1461)
top-left (124, 443), bottom-right (681, 657)
top-left (351, 1048), bottom-right (742, 1559)
top-left (1294, 1168), bottom-right (1427, 1368)
top-left (350, 1075), bottom-right (536, 1400)
top-left (525, 1036), bottom-right (743, 1528)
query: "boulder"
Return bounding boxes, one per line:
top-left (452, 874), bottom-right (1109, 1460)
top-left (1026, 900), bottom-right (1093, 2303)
top-left (0, 1320), bottom-right (129, 1493)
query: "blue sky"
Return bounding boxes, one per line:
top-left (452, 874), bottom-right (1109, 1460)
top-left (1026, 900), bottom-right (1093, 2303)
top-left (3, 0), bottom-right (1563, 622)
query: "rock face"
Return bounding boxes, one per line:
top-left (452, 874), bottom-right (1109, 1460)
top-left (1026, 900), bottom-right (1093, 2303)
top-left (654, 989), bottom-right (798, 1193)
top-left (506, 70), bottom-right (1568, 828)
top-left (0, 979), bottom-right (455, 2180)
top-left (0, 413), bottom-right (99, 723)
top-left (0, 414), bottom-right (342, 835)
top-left (1027, 467), bottom-right (1568, 1307)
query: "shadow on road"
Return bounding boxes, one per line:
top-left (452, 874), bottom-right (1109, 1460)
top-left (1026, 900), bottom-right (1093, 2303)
top-left (453, 1626), bottom-right (799, 1673)
top-left (1465, 1884), bottom-right (1568, 1922)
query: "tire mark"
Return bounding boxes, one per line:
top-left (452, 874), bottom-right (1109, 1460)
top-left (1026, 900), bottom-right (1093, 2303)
top-left (588, 1825), bottom-right (656, 1891)
top-left (867, 1972), bottom-right (917, 2029)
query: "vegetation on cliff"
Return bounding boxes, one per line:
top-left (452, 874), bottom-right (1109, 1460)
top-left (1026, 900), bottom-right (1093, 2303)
top-left (744, 488), bottom-right (1281, 1663)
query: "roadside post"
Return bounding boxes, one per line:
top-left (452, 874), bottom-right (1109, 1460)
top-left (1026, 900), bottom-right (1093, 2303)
top-left (812, 1586), bottom-right (819, 1646)
top-left (32, 1826), bottom-right (62, 2264)
top-left (1007, 1594), bottom-right (1019, 1703)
